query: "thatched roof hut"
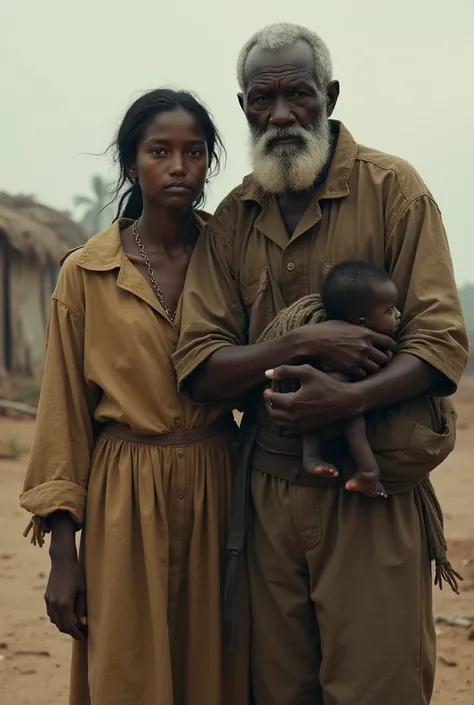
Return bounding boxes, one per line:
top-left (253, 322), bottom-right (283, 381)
top-left (0, 192), bottom-right (86, 262)
top-left (0, 193), bottom-right (87, 377)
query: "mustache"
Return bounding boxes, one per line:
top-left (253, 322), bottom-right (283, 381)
top-left (251, 124), bottom-right (311, 152)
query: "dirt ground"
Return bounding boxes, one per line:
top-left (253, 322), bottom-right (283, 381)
top-left (1, 385), bottom-right (473, 705)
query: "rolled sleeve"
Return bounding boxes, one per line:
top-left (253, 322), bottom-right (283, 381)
top-left (173, 220), bottom-right (247, 390)
top-left (385, 195), bottom-right (468, 392)
top-left (20, 479), bottom-right (87, 528)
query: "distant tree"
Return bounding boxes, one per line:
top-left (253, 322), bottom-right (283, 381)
top-left (459, 284), bottom-right (474, 331)
top-left (458, 284), bottom-right (474, 374)
top-left (74, 175), bottom-right (116, 235)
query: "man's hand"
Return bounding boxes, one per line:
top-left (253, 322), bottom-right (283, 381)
top-left (301, 321), bottom-right (396, 378)
top-left (45, 556), bottom-right (87, 640)
top-left (264, 364), bottom-right (361, 433)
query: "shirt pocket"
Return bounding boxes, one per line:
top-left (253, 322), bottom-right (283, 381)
top-left (241, 267), bottom-right (275, 343)
top-left (365, 395), bottom-right (456, 494)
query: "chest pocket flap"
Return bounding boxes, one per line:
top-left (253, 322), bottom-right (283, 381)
top-left (242, 267), bottom-right (269, 307)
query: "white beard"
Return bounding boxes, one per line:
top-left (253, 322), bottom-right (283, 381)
top-left (249, 114), bottom-right (331, 194)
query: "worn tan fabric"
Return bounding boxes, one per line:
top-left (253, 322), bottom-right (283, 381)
top-left (174, 121), bottom-right (468, 393)
top-left (20, 219), bottom-right (249, 705)
top-left (248, 471), bottom-right (435, 705)
top-left (173, 122), bottom-right (468, 704)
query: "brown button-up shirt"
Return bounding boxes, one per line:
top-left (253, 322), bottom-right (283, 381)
top-left (174, 121), bottom-right (468, 393)
top-left (21, 217), bottom-right (226, 527)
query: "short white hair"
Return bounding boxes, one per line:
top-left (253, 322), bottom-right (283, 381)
top-left (237, 22), bottom-right (333, 91)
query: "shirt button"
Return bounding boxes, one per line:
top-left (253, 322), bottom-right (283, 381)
top-left (176, 419), bottom-right (182, 428)
top-left (177, 492), bottom-right (184, 499)
top-left (177, 533), bottom-right (183, 540)
top-left (286, 262), bottom-right (295, 271)
top-left (177, 449), bottom-right (184, 458)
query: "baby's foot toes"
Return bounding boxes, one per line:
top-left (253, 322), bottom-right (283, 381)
top-left (345, 473), bottom-right (386, 499)
top-left (310, 463), bottom-right (339, 478)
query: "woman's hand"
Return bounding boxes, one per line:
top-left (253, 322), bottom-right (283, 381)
top-left (45, 510), bottom-right (86, 640)
top-left (45, 556), bottom-right (87, 640)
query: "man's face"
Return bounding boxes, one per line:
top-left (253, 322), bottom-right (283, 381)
top-left (240, 40), bottom-right (339, 193)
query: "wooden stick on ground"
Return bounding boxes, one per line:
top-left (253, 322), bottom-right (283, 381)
top-left (0, 400), bottom-right (37, 418)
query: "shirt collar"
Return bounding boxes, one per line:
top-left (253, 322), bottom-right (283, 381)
top-left (66, 211), bottom-right (210, 272)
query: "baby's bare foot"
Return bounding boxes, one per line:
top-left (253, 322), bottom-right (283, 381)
top-left (345, 470), bottom-right (387, 498)
top-left (303, 458), bottom-right (339, 478)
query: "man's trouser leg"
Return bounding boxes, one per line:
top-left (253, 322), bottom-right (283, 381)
top-left (248, 470), bottom-right (436, 705)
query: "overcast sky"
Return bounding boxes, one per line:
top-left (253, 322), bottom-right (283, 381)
top-left (1, 0), bottom-right (473, 282)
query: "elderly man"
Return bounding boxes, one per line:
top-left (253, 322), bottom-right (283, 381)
top-left (173, 22), bottom-right (468, 705)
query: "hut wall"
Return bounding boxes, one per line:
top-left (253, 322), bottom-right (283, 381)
top-left (0, 234), bottom-right (12, 372)
top-left (9, 253), bottom-right (53, 376)
top-left (0, 193), bottom-right (86, 378)
top-left (0, 239), bottom-right (5, 370)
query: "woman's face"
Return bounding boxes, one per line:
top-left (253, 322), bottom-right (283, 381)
top-left (130, 108), bottom-right (209, 210)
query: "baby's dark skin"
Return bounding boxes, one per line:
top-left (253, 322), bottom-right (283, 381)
top-left (302, 279), bottom-right (401, 498)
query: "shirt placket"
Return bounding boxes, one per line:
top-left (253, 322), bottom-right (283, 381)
top-left (167, 444), bottom-right (189, 622)
top-left (280, 236), bottom-right (312, 304)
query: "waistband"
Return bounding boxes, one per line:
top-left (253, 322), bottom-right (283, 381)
top-left (253, 427), bottom-right (343, 488)
top-left (101, 414), bottom-right (236, 447)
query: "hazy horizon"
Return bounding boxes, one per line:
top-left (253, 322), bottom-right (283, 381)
top-left (1, 1), bottom-right (473, 282)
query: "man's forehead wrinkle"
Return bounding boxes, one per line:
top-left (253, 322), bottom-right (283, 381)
top-left (247, 64), bottom-right (314, 86)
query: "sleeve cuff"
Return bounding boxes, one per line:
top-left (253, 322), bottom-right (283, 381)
top-left (20, 479), bottom-right (87, 529)
top-left (173, 341), bottom-right (233, 395)
top-left (397, 341), bottom-right (468, 395)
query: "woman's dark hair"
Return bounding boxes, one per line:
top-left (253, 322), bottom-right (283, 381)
top-left (111, 88), bottom-right (225, 220)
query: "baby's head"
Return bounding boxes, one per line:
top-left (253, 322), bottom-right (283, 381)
top-left (321, 260), bottom-right (401, 336)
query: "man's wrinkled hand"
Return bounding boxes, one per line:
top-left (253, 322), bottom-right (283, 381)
top-left (263, 364), bottom-right (361, 433)
top-left (302, 320), bottom-right (396, 378)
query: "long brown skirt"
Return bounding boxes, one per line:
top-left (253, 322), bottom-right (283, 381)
top-left (69, 428), bottom-right (249, 705)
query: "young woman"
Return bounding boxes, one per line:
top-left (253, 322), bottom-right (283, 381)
top-left (20, 89), bottom-right (249, 705)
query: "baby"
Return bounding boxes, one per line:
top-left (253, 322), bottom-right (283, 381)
top-left (302, 260), bottom-right (401, 498)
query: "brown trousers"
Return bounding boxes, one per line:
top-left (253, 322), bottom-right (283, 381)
top-left (248, 469), bottom-right (436, 705)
